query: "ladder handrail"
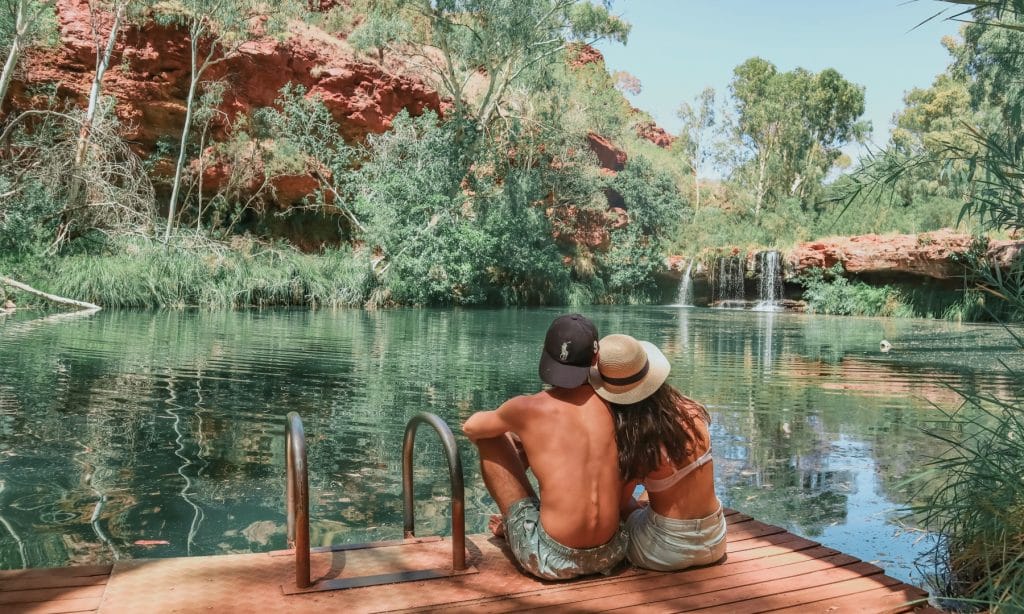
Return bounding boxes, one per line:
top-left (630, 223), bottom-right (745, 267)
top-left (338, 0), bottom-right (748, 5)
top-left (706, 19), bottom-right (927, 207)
top-left (402, 412), bottom-right (467, 571)
top-left (284, 410), bottom-right (467, 592)
top-left (285, 411), bottom-right (311, 588)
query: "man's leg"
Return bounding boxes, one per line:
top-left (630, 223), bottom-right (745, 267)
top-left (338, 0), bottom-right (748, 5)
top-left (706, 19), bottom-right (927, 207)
top-left (475, 433), bottom-right (537, 516)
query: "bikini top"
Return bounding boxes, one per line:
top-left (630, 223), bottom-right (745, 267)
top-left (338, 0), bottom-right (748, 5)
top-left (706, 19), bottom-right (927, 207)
top-left (642, 446), bottom-right (713, 494)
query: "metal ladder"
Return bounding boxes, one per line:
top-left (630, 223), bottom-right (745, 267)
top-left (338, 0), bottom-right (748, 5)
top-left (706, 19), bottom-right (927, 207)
top-left (283, 411), bottom-right (475, 592)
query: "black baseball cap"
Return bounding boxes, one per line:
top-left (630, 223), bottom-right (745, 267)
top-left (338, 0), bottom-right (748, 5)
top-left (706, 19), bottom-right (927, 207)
top-left (538, 314), bottom-right (600, 388)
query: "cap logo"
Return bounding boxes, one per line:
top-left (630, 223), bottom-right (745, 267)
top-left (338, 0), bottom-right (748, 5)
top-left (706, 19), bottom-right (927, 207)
top-left (560, 341), bottom-right (570, 361)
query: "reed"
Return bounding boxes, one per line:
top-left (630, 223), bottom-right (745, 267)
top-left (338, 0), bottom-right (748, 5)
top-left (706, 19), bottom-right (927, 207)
top-left (908, 385), bottom-right (1024, 612)
top-left (5, 236), bottom-right (376, 309)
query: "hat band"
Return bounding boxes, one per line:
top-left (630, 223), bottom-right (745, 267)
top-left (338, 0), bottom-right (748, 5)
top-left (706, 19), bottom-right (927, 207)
top-left (601, 360), bottom-right (649, 386)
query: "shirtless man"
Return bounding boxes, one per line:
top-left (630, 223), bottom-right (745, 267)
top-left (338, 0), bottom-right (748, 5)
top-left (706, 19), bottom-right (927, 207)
top-left (462, 314), bottom-right (626, 580)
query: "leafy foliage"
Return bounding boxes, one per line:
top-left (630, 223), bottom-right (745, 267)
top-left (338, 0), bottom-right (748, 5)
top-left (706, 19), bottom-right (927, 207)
top-left (394, 0), bottom-right (629, 130)
top-left (726, 57), bottom-right (869, 213)
top-left (843, 3), bottom-right (1024, 610)
top-left (797, 265), bottom-right (907, 317)
top-left (596, 156), bottom-right (686, 301)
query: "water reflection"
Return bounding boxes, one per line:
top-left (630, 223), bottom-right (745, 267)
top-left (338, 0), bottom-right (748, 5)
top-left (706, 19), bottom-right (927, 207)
top-left (0, 307), bottom-right (1020, 586)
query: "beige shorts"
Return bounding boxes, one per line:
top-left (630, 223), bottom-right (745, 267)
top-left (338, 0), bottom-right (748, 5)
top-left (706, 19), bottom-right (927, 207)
top-left (625, 503), bottom-right (727, 571)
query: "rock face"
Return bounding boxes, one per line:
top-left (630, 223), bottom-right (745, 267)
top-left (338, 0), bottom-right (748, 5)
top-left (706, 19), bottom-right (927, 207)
top-left (586, 132), bottom-right (626, 171)
top-left (786, 230), bottom-right (1017, 280)
top-left (10, 0), bottom-right (442, 153)
top-left (568, 43), bottom-right (605, 68)
top-left (664, 229), bottom-right (1024, 288)
top-left (635, 121), bottom-right (674, 149)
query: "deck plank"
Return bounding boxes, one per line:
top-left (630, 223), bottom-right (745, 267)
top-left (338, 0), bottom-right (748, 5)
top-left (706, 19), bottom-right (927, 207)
top-left (0, 514), bottom-right (934, 614)
top-left (0, 566), bottom-right (111, 580)
top-left (525, 555), bottom-right (865, 614)
top-left (684, 574), bottom-right (908, 614)
top-left (0, 584), bottom-right (106, 605)
top-left (767, 585), bottom-right (931, 613)
top-left (603, 561), bottom-right (888, 613)
top-left (0, 574), bottom-right (109, 592)
top-left (5, 596), bottom-right (104, 614)
top-left (427, 547), bottom-right (849, 614)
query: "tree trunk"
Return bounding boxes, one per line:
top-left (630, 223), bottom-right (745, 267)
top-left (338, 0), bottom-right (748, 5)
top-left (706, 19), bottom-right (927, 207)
top-left (1, 275), bottom-right (101, 311)
top-left (68, 1), bottom-right (127, 207)
top-left (755, 153), bottom-right (768, 216)
top-left (0, 2), bottom-right (27, 113)
top-left (693, 166), bottom-right (701, 211)
top-left (164, 56), bottom-right (200, 242)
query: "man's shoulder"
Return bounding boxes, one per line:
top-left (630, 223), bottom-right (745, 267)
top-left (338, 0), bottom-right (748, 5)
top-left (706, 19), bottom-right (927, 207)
top-left (519, 386), bottom-right (600, 410)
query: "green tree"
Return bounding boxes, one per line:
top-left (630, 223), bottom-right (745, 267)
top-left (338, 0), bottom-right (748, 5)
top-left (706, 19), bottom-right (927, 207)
top-left (155, 0), bottom-right (301, 242)
top-left (395, 0), bottom-right (629, 132)
top-left (597, 156), bottom-right (685, 301)
top-left (347, 110), bottom-right (477, 304)
top-left (348, 7), bottom-right (406, 64)
top-left (0, 0), bottom-right (55, 111)
top-left (727, 58), bottom-right (868, 214)
top-left (677, 86), bottom-right (716, 211)
top-left (256, 84), bottom-right (362, 234)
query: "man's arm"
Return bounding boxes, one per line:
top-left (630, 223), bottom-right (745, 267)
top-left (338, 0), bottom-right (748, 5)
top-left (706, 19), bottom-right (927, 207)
top-left (462, 396), bottom-right (526, 443)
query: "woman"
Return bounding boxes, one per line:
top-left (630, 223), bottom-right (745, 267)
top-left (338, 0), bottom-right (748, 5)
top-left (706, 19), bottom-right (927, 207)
top-left (589, 333), bottom-right (726, 571)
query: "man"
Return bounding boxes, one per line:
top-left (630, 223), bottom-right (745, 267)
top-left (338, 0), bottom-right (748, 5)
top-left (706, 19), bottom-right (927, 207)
top-left (462, 314), bottom-right (627, 580)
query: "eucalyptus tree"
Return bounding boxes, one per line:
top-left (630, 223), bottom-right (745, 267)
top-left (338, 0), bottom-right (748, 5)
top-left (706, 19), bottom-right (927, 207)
top-left (0, 0), bottom-right (54, 111)
top-left (348, 7), bottom-right (407, 64)
top-left (334, 1), bottom-right (631, 300)
top-left (156, 0), bottom-right (302, 242)
top-left (67, 0), bottom-right (146, 213)
top-left (676, 87), bottom-right (716, 211)
top-left (257, 84), bottom-right (364, 236)
top-left (728, 58), bottom-right (868, 214)
top-left (393, 0), bottom-right (629, 134)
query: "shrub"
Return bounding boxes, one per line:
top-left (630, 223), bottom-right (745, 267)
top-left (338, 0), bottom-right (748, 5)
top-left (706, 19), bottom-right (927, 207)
top-left (797, 264), bottom-right (907, 317)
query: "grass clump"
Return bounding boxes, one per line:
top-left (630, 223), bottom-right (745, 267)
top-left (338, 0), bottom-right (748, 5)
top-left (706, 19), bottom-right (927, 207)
top-left (908, 391), bottom-right (1024, 612)
top-left (2, 234), bottom-right (376, 309)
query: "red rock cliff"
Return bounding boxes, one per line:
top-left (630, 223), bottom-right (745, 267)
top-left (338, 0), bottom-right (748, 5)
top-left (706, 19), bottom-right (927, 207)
top-left (9, 0), bottom-right (441, 152)
top-left (787, 230), bottom-right (1021, 279)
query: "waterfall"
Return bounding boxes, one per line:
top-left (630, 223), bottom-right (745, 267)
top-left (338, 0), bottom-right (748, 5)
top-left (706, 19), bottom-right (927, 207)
top-left (712, 255), bottom-right (745, 307)
top-left (674, 260), bottom-right (694, 306)
top-left (753, 250), bottom-right (783, 312)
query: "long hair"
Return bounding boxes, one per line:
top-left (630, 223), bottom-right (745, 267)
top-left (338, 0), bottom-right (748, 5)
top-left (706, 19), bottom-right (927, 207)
top-left (610, 384), bottom-right (711, 483)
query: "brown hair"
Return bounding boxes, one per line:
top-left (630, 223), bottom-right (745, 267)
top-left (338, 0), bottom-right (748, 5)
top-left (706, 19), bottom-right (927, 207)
top-left (609, 384), bottom-right (710, 483)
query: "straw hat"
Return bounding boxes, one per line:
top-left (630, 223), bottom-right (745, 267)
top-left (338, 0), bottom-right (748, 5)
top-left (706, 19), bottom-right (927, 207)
top-left (589, 334), bottom-right (670, 404)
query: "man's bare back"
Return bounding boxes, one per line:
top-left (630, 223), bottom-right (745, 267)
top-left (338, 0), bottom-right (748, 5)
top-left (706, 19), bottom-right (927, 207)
top-left (463, 313), bottom-right (627, 580)
top-left (464, 385), bottom-right (622, 548)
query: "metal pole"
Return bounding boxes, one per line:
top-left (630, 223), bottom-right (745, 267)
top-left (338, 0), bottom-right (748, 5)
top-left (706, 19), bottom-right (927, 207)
top-left (401, 412), bottom-right (467, 571)
top-left (285, 412), bottom-right (311, 588)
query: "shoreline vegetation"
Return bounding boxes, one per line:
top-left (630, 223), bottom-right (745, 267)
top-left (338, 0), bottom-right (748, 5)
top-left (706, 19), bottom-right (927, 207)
top-left (1, 1), bottom-right (1006, 317)
top-left (1, 1), bottom-right (1023, 610)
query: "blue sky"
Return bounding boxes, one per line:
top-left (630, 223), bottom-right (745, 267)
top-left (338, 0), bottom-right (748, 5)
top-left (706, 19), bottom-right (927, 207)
top-left (594, 0), bottom-right (962, 151)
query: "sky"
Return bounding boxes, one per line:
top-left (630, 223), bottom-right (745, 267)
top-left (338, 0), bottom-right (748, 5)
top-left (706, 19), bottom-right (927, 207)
top-left (594, 0), bottom-right (963, 153)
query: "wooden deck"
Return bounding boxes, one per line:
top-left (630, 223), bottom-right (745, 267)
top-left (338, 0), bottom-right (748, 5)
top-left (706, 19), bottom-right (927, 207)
top-left (1, 510), bottom-right (938, 613)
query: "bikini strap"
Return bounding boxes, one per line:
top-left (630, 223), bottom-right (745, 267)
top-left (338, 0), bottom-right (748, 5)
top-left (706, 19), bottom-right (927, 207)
top-left (642, 447), bottom-right (713, 494)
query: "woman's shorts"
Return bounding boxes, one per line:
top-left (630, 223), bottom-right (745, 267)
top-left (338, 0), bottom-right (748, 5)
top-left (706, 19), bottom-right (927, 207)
top-left (624, 502), bottom-right (727, 571)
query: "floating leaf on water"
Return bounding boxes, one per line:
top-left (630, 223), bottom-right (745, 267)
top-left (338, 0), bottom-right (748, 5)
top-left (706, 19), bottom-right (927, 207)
top-left (133, 539), bottom-right (170, 546)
